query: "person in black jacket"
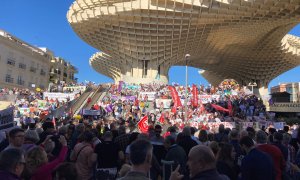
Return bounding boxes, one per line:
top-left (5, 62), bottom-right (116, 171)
top-left (176, 127), bottom-right (197, 156)
top-left (187, 145), bottom-right (229, 180)
top-left (216, 143), bottom-right (238, 180)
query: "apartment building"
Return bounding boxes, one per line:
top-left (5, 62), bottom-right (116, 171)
top-left (0, 30), bottom-right (51, 89)
top-left (49, 57), bottom-right (78, 84)
top-left (0, 30), bottom-right (78, 90)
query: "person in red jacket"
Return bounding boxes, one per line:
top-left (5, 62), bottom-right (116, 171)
top-left (256, 130), bottom-right (285, 180)
top-left (26, 136), bottom-right (68, 180)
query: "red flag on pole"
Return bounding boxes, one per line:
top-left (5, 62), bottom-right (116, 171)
top-left (138, 116), bottom-right (149, 133)
top-left (192, 84), bottom-right (198, 107)
top-left (211, 104), bottom-right (229, 112)
top-left (159, 113), bottom-right (165, 124)
top-left (168, 86), bottom-right (182, 111)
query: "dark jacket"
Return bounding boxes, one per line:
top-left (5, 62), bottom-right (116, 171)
top-left (164, 144), bottom-right (187, 180)
top-left (190, 169), bottom-right (230, 180)
top-left (241, 148), bottom-right (276, 180)
top-left (177, 136), bottom-right (198, 156)
top-left (0, 170), bottom-right (21, 180)
top-left (216, 161), bottom-right (237, 180)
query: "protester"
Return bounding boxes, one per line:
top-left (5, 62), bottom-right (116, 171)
top-left (256, 130), bottom-right (285, 180)
top-left (70, 131), bottom-right (97, 180)
top-left (5, 128), bottom-right (25, 150)
top-left (239, 136), bottom-right (276, 180)
top-left (216, 143), bottom-right (238, 180)
top-left (119, 139), bottom-right (153, 180)
top-left (25, 135), bottom-right (67, 180)
top-left (187, 145), bottom-right (229, 179)
top-left (0, 148), bottom-right (25, 180)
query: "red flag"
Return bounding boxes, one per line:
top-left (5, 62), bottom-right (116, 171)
top-left (138, 116), bottom-right (149, 133)
top-left (171, 106), bottom-right (177, 114)
top-left (163, 131), bottom-right (170, 138)
top-left (228, 100), bottom-right (233, 116)
top-left (211, 104), bottom-right (229, 112)
top-left (168, 86), bottom-right (182, 109)
top-left (192, 84), bottom-right (198, 107)
top-left (159, 113), bottom-right (165, 124)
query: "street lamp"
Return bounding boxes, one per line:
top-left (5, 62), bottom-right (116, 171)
top-left (248, 82), bottom-right (257, 94)
top-left (184, 54), bottom-right (190, 122)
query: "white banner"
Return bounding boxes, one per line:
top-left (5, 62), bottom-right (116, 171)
top-left (63, 86), bottom-right (86, 92)
top-left (138, 92), bottom-right (157, 101)
top-left (155, 99), bottom-right (172, 109)
top-left (199, 95), bottom-right (220, 104)
top-left (43, 92), bottom-right (78, 102)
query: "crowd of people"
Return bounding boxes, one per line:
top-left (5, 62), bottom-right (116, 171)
top-left (0, 81), bottom-right (299, 179)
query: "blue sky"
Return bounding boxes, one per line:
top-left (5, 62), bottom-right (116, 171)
top-left (0, 0), bottom-right (299, 88)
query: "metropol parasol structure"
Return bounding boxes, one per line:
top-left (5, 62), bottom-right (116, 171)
top-left (67, 0), bottom-right (300, 96)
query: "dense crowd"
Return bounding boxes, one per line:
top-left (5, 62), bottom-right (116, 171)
top-left (0, 81), bottom-right (299, 180)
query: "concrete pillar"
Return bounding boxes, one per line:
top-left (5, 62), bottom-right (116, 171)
top-left (116, 60), bottom-right (169, 84)
top-left (253, 86), bottom-right (269, 106)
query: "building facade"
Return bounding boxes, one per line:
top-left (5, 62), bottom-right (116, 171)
top-left (271, 83), bottom-right (300, 103)
top-left (0, 30), bottom-right (51, 90)
top-left (0, 30), bottom-right (78, 90)
top-left (49, 57), bottom-right (78, 84)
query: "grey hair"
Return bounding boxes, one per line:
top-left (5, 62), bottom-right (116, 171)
top-left (256, 130), bottom-right (267, 144)
top-left (25, 129), bottom-right (40, 143)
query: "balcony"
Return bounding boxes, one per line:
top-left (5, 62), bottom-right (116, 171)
top-left (19, 63), bottom-right (26, 69)
top-left (30, 67), bottom-right (37, 73)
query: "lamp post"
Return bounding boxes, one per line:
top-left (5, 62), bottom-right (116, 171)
top-left (248, 82), bottom-right (257, 94)
top-left (184, 54), bottom-right (190, 122)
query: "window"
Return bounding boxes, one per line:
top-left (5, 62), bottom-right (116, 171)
top-left (7, 58), bottom-right (15, 66)
top-left (17, 75), bottom-right (25, 86)
top-left (40, 69), bottom-right (46, 76)
top-left (5, 74), bottom-right (13, 83)
top-left (19, 63), bottom-right (26, 69)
